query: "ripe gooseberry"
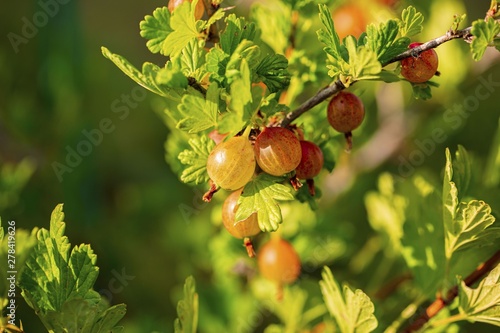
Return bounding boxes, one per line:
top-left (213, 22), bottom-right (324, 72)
top-left (258, 237), bottom-right (301, 299)
top-left (254, 127), bottom-right (302, 176)
top-left (327, 91), bottom-right (365, 151)
top-left (331, 4), bottom-right (367, 40)
top-left (400, 42), bottom-right (439, 83)
top-left (206, 131), bottom-right (255, 192)
top-left (295, 141), bottom-right (324, 196)
top-left (222, 189), bottom-right (261, 257)
top-left (168, 0), bottom-right (205, 20)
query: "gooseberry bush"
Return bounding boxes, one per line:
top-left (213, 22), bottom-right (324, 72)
top-left (2, 0), bottom-right (500, 332)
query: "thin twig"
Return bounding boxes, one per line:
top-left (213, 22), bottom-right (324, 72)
top-left (401, 250), bottom-right (500, 333)
top-left (279, 24), bottom-right (477, 128)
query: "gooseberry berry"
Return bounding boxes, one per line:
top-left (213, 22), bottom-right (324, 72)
top-left (206, 134), bottom-right (255, 191)
top-left (258, 237), bottom-right (301, 299)
top-left (222, 189), bottom-right (261, 257)
top-left (295, 141), bottom-right (324, 180)
top-left (400, 42), bottom-right (439, 83)
top-left (254, 127), bottom-right (302, 176)
top-left (168, 0), bottom-right (205, 20)
top-left (327, 91), bottom-right (365, 151)
top-left (331, 4), bottom-right (367, 40)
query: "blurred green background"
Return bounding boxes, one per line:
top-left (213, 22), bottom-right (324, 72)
top-left (1, 0), bottom-right (499, 332)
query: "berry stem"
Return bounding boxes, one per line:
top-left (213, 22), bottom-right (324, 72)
top-left (244, 237), bottom-right (256, 258)
top-left (344, 131), bottom-right (353, 152)
top-left (202, 180), bottom-right (218, 202)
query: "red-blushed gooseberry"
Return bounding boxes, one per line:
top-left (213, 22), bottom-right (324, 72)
top-left (400, 42), bottom-right (439, 83)
top-left (254, 127), bottom-right (302, 176)
top-left (327, 91), bottom-right (365, 151)
top-left (295, 141), bottom-right (324, 180)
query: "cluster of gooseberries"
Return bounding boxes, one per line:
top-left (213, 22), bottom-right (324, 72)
top-left (198, 2), bottom-right (439, 293)
top-left (205, 124), bottom-right (323, 254)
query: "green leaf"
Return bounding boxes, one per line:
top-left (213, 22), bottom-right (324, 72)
top-left (443, 148), bottom-right (459, 253)
top-left (176, 84), bottom-right (219, 133)
top-left (219, 59), bottom-right (253, 136)
top-left (18, 204), bottom-right (126, 332)
top-left (101, 47), bottom-right (183, 100)
top-left (174, 276), bottom-right (198, 333)
top-left (178, 135), bottom-right (215, 184)
top-left (317, 4), bottom-right (348, 69)
top-left (471, 17), bottom-right (500, 61)
top-left (444, 200), bottom-right (496, 259)
top-left (139, 7), bottom-right (173, 55)
top-left (484, 118), bottom-right (500, 187)
top-left (400, 6), bottom-right (424, 37)
top-left (320, 266), bottom-right (378, 333)
top-left (206, 47), bottom-right (230, 86)
top-left (180, 39), bottom-right (205, 80)
top-left (255, 54), bottom-right (291, 93)
top-left (43, 299), bottom-right (126, 333)
top-left (163, 0), bottom-right (201, 57)
top-left (251, 2), bottom-right (291, 55)
top-left (458, 263), bottom-right (500, 326)
top-left (156, 62), bottom-right (189, 89)
top-left (365, 173), bottom-right (406, 256)
top-left (220, 14), bottom-right (258, 55)
top-left (235, 174), bottom-right (295, 232)
top-left (400, 176), bottom-right (446, 296)
top-left (204, 8), bottom-right (226, 29)
top-left (344, 36), bottom-right (382, 82)
top-left (411, 82), bottom-right (433, 100)
top-left (365, 20), bottom-right (410, 64)
top-left (226, 40), bottom-right (261, 83)
top-left (451, 145), bottom-right (471, 200)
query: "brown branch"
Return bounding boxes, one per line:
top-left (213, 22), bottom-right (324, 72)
top-left (401, 250), bottom-right (500, 333)
top-left (279, 23), bottom-right (477, 128)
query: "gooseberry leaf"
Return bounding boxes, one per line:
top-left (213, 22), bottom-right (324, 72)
top-left (201, 7), bottom-right (226, 31)
top-left (365, 20), bottom-right (410, 64)
top-left (255, 54), bottom-right (291, 93)
top-left (450, 145), bottom-right (471, 200)
top-left (179, 39), bottom-right (205, 80)
top-left (205, 47), bottom-right (229, 86)
top-left (317, 4), bottom-right (348, 74)
top-left (471, 17), bottom-right (500, 61)
top-left (163, 0), bottom-right (201, 57)
top-left (400, 6), bottom-right (424, 37)
top-left (484, 118), bottom-right (500, 187)
top-left (101, 47), bottom-right (183, 100)
top-left (220, 14), bottom-right (258, 55)
top-left (320, 266), bottom-right (378, 333)
top-left (18, 204), bottom-right (126, 332)
top-left (219, 59), bottom-right (253, 136)
top-left (139, 7), bottom-right (173, 55)
top-left (236, 174), bottom-right (295, 232)
top-left (458, 263), bottom-right (500, 326)
top-left (444, 200), bottom-right (496, 259)
top-left (344, 36), bottom-right (382, 83)
top-left (176, 84), bottom-right (219, 133)
top-left (178, 135), bottom-right (215, 184)
top-left (411, 83), bottom-right (433, 100)
top-left (174, 276), bottom-right (199, 333)
top-left (251, 2), bottom-right (291, 55)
